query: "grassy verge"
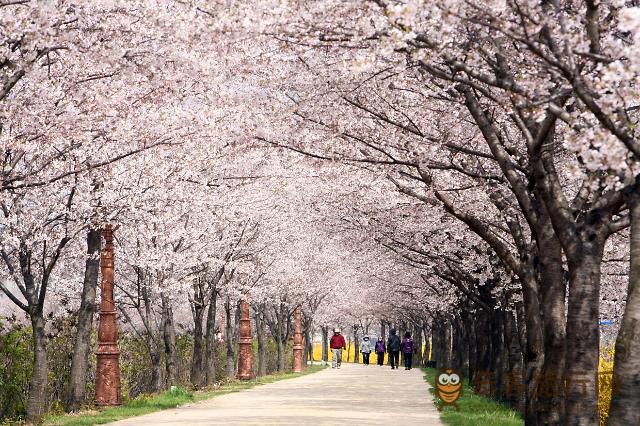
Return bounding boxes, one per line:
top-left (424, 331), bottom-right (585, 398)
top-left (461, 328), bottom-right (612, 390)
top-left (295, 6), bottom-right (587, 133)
top-left (423, 368), bottom-right (523, 426)
top-left (44, 365), bottom-right (325, 426)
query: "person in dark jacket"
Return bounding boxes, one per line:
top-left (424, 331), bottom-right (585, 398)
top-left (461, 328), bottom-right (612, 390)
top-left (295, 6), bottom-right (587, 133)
top-left (401, 331), bottom-right (416, 370)
top-left (374, 336), bottom-right (386, 366)
top-left (387, 329), bottom-right (401, 369)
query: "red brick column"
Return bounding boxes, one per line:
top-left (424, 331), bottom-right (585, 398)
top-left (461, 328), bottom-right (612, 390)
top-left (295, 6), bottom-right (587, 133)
top-left (237, 300), bottom-right (255, 380)
top-left (95, 224), bottom-right (122, 406)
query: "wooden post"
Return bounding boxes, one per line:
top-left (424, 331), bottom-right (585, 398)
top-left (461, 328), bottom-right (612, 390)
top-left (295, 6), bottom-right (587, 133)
top-left (95, 224), bottom-right (121, 406)
top-left (237, 300), bottom-right (255, 380)
top-left (293, 305), bottom-right (304, 372)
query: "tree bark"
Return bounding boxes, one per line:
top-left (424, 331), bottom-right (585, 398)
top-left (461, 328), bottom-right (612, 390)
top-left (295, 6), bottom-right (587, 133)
top-left (504, 309), bottom-right (525, 413)
top-left (204, 289), bottom-right (218, 386)
top-left (233, 300), bottom-right (241, 375)
top-left (353, 326), bottom-right (359, 364)
top-left (254, 307), bottom-right (266, 377)
top-left (519, 273), bottom-right (545, 426)
top-left (189, 298), bottom-right (205, 387)
top-left (279, 303), bottom-right (287, 372)
top-left (490, 309), bottom-right (505, 401)
top-left (432, 321), bottom-right (443, 368)
top-left (609, 189), bottom-right (640, 425)
top-left (413, 324), bottom-right (422, 367)
top-left (460, 313), bottom-right (470, 378)
top-left (303, 325), bottom-right (312, 365)
top-left (444, 319), bottom-right (452, 367)
top-left (162, 293), bottom-right (177, 388)
top-left (536, 220), bottom-right (567, 425)
top-left (450, 318), bottom-right (460, 370)
top-left (421, 324), bottom-right (430, 366)
top-left (225, 298), bottom-right (234, 380)
top-left (563, 246), bottom-right (604, 425)
top-left (475, 312), bottom-right (491, 395)
top-left (467, 314), bottom-right (477, 383)
top-left (67, 228), bottom-right (101, 410)
top-left (26, 314), bottom-right (48, 423)
top-left (321, 326), bottom-right (328, 364)
top-left (150, 349), bottom-right (163, 392)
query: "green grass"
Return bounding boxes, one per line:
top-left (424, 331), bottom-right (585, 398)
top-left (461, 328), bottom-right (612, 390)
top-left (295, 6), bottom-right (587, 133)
top-left (423, 368), bottom-right (523, 426)
top-left (44, 366), bottom-right (325, 426)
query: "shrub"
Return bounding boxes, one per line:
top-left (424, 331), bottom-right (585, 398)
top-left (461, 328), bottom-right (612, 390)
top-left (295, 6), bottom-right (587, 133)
top-left (0, 312), bottom-right (294, 423)
top-left (0, 317), bottom-right (32, 421)
top-left (598, 346), bottom-right (614, 426)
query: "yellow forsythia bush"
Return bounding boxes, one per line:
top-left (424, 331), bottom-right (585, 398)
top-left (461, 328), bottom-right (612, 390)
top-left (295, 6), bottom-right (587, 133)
top-left (598, 346), bottom-right (615, 426)
top-left (312, 343), bottom-right (388, 363)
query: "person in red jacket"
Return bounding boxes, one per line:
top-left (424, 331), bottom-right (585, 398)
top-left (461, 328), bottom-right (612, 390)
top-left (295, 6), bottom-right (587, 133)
top-left (330, 328), bottom-right (347, 368)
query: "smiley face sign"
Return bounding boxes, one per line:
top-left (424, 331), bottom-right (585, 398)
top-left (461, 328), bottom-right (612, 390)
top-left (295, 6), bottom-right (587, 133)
top-left (434, 369), bottom-right (463, 411)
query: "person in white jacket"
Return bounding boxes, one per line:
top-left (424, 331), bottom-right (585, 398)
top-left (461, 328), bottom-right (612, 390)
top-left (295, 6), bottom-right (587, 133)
top-left (360, 336), bottom-right (372, 365)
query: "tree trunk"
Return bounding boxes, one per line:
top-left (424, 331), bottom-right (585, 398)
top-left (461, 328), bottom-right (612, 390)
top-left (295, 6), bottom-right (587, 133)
top-left (413, 324), bottom-right (422, 367)
top-left (303, 325), bottom-right (312, 365)
top-left (255, 307), bottom-right (266, 377)
top-left (609, 191), bottom-right (640, 425)
top-left (26, 314), bottom-right (48, 423)
top-left (519, 273), bottom-right (545, 426)
top-left (516, 302), bottom-right (527, 365)
top-left (444, 319), bottom-right (452, 366)
top-left (452, 317), bottom-right (464, 371)
top-left (276, 303), bottom-right (285, 372)
top-left (381, 320), bottom-right (386, 343)
top-left (277, 333), bottom-right (285, 372)
top-left (504, 309), bottom-right (525, 413)
top-left (536, 214), bottom-right (567, 425)
top-left (467, 314), bottom-right (477, 383)
top-left (490, 309), bottom-right (504, 401)
top-left (421, 324), bottom-right (430, 366)
top-left (225, 298), bottom-right (234, 380)
top-left (67, 228), bottom-right (101, 410)
top-left (321, 326), bottom-right (329, 364)
top-left (204, 290), bottom-right (218, 386)
top-left (151, 349), bottom-right (163, 392)
top-left (475, 313), bottom-right (491, 395)
top-left (353, 327), bottom-right (359, 364)
top-left (190, 305), bottom-right (205, 387)
top-left (563, 247), bottom-right (604, 425)
top-left (233, 301), bottom-right (241, 375)
top-left (162, 294), bottom-right (177, 388)
top-left (460, 314), bottom-right (470, 378)
top-left (432, 322), bottom-right (442, 368)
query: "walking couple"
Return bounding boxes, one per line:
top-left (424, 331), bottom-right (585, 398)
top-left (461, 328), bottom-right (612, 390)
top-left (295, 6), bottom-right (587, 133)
top-left (330, 328), bottom-right (417, 370)
top-left (385, 329), bottom-right (416, 370)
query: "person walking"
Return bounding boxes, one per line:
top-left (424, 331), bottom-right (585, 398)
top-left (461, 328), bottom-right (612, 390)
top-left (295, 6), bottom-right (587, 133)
top-left (387, 329), bottom-right (401, 369)
top-left (360, 336), bottom-right (372, 365)
top-left (329, 328), bottom-right (346, 369)
top-left (375, 336), bottom-right (386, 366)
top-left (401, 331), bottom-right (416, 370)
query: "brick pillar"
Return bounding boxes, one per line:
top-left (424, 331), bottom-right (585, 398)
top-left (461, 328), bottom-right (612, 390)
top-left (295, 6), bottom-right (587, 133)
top-left (293, 305), bottom-right (304, 373)
top-left (237, 300), bottom-right (255, 380)
top-left (95, 224), bottom-right (121, 406)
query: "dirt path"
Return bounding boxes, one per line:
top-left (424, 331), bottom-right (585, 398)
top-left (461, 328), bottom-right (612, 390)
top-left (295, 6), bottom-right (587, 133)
top-left (108, 363), bottom-right (443, 425)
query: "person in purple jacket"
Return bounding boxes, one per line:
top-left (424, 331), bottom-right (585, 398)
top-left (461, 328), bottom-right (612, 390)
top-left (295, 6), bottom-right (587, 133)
top-left (401, 331), bottom-right (416, 370)
top-left (375, 336), bottom-right (386, 366)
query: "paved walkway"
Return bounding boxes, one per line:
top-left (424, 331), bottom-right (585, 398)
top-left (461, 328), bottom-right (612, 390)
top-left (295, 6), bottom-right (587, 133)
top-left (109, 363), bottom-right (442, 425)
